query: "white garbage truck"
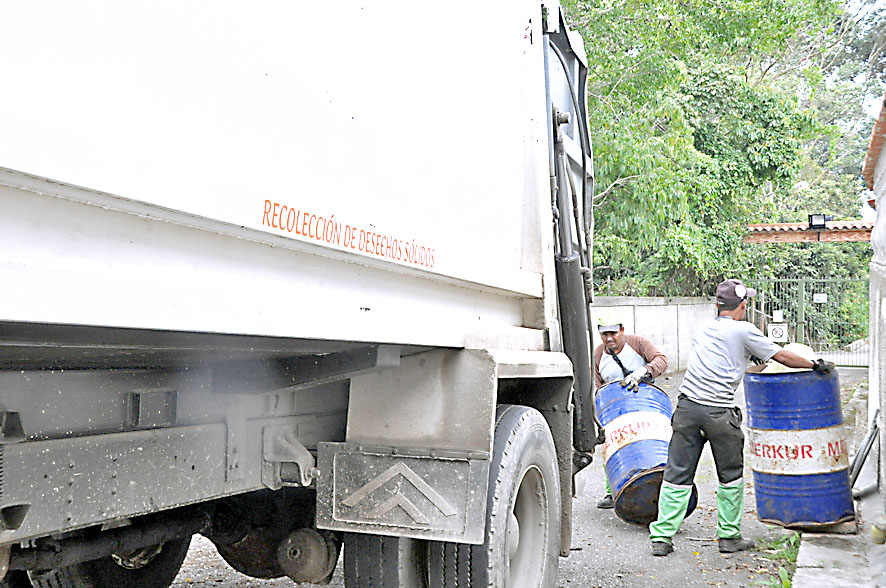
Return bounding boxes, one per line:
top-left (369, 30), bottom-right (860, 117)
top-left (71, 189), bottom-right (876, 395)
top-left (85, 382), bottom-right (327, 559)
top-left (0, 1), bottom-right (597, 586)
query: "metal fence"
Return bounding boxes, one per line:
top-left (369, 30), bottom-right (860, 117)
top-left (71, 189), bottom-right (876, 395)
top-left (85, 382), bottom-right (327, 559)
top-left (745, 278), bottom-right (870, 367)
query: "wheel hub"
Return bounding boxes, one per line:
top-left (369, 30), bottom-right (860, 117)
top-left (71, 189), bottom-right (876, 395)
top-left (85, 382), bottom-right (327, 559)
top-left (508, 512), bottom-right (520, 561)
top-left (509, 465), bottom-right (548, 585)
top-left (276, 527), bottom-right (339, 584)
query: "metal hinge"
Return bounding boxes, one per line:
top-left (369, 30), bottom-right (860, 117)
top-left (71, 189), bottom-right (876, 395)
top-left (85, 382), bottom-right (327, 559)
top-left (262, 425), bottom-right (317, 490)
top-left (0, 410), bottom-right (24, 444)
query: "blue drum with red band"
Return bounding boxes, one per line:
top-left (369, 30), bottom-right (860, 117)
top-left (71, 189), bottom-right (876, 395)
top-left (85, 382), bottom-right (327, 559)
top-left (744, 368), bottom-right (855, 528)
top-left (594, 381), bottom-right (698, 525)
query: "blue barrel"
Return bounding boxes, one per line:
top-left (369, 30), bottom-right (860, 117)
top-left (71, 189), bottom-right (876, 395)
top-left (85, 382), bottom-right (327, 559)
top-left (745, 369), bottom-right (855, 528)
top-left (595, 381), bottom-right (698, 525)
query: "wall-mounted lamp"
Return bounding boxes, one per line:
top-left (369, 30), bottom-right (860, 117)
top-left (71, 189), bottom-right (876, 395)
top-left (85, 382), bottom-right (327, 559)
top-left (808, 214), bottom-right (833, 229)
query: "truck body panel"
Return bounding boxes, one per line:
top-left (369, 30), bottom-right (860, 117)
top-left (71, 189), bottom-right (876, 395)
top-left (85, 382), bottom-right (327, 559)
top-left (0, 169), bottom-right (544, 351)
top-left (0, 1), bottom-right (554, 308)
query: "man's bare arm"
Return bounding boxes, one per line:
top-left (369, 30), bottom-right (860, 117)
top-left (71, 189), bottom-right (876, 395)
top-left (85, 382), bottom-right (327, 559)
top-left (772, 349), bottom-right (815, 369)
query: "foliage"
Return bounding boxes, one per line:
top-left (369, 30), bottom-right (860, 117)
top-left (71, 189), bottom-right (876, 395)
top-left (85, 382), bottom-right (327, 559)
top-left (840, 285), bottom-right (870, 342)
top-left (754, 532), bottom-right (800, 587)
top-left (564, 0), bottom-right (884, 296)
top-left (738, 241), bottom-right (872, 281)
top-left (745, 277), bottom-right (868, 348)
top-left (752, 567), bottom-right (791, 588)
top-left (740, 169), bottom-right (872, 345)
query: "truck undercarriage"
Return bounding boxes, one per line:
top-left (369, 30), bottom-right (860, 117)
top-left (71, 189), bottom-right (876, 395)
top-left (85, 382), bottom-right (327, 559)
top-left (0, 329), bottom-right (577, 587)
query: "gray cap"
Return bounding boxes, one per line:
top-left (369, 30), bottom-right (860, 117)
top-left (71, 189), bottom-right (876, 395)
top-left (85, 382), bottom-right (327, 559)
top-left (597, 318), bottom-right (622, 333)
top-left (716, 279), bottom-right (757, 307)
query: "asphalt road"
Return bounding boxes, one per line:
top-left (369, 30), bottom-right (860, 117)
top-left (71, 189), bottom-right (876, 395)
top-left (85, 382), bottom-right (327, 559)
top-left (172, 368), bottom-right (866, 588)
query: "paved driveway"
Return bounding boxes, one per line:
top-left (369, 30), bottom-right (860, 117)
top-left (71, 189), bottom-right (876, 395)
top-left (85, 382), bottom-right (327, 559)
top-left (174, 368), bottom-right (864, 587)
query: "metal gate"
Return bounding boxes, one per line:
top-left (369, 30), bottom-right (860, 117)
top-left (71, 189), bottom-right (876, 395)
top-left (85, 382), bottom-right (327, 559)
top-left (745, 278), bottom-right (870, 367)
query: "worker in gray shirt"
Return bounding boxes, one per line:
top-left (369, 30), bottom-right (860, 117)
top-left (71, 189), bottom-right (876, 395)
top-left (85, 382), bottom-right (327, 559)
top-left (649, 279), bottom-right (833, 557)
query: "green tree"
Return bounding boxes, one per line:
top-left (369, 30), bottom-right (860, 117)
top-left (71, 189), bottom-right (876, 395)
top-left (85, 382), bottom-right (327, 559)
top-left (564, 0), bottom-right (881, 296)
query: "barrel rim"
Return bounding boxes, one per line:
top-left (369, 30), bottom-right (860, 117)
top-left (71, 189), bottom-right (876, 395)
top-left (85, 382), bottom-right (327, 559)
top-left (594, 381), bottom-right (667, 394)
top-left (746, 423), bottom-right (846, 433)
top-left (745, 369), bottom-right (819, 377)
top-left (593, 380), bottom-right (670, 429)
top-left (757, 514), bottom-right (855, 529)
top-left (612, 466), bottom-right (664, 525)
top-left (612, 467), bottom-right (699, 526)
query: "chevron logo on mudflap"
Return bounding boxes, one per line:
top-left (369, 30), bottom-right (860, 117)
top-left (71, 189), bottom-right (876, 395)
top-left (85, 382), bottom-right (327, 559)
top-left (316, 442), bottom-right (489, 543)
top-left (342, 462), bottom-right (456, 524)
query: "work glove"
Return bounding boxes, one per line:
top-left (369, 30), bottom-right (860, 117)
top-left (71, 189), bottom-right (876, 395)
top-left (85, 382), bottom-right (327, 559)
top-left (621, 367), bottom-right (648, 392)
top-left (812, 359), bottom-right (835, 374)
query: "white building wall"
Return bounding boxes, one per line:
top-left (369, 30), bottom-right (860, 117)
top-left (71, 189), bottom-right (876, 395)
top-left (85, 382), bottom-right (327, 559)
top-left (872, 148), bottom-right (886, 497)
top-left (590, 297), bottom-right (716, 372)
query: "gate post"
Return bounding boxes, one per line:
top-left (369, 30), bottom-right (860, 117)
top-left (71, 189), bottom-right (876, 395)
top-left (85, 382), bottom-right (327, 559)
top-left (797, 279), bottom-right (807, 344)
top-left (759, 290), bottom-right (766, 332)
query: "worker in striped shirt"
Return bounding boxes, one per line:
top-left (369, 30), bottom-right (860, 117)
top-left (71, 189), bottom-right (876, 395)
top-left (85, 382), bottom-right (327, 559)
top-left (593, 320), bottom-right (669, 509)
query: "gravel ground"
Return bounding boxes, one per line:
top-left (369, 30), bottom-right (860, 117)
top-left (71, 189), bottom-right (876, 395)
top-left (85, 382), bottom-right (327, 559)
top-left (172, 535), bottom-right (336, 587)
top-left (173, 367), bottom-right (867, 588)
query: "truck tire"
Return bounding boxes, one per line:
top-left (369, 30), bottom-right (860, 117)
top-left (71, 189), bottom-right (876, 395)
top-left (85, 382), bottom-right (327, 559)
top-left (343, 533), bottom-right (428, 587)
top-left (344, 404), bottom-right (560, 588)
top-left (27, 537), bottom-right (191, 588)
top-left (469, 404), bottom-right (560, 587)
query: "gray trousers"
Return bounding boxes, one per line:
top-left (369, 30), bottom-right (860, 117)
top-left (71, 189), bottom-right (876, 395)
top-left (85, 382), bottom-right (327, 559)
top-left (663, 395), bottom-right (744, 486)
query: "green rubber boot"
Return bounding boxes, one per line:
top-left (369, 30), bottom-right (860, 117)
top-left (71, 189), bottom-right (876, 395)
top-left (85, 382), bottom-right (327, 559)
top-left (649, 482), bottom-right (693, 544)
top-left (597, 474), bottom-right (614, 508)
top-left (717, 479), bottom-right (744, 540)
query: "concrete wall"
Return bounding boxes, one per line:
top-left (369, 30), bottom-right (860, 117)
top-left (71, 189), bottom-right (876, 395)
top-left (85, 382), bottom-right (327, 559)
top-left (590, 296), bottom-right (716, 373)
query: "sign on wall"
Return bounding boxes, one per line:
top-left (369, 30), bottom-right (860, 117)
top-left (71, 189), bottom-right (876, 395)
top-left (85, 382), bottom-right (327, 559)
top-left (768, 323), bottom-right (789, 342)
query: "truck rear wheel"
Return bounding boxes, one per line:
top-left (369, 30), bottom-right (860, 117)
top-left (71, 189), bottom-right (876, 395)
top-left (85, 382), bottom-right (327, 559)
top-left (470, 404), bottom-right (560, 587)
top-left (343, 533), bottom-right (428, 587)
top-left (343, 404), bottom-right (560, 588)
top-left (27, 537), bottom-right (192, 588)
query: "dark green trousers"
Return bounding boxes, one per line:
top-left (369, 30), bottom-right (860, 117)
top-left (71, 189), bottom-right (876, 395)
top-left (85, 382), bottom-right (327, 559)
top-left (650, 396), bottom-right (745, 542)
